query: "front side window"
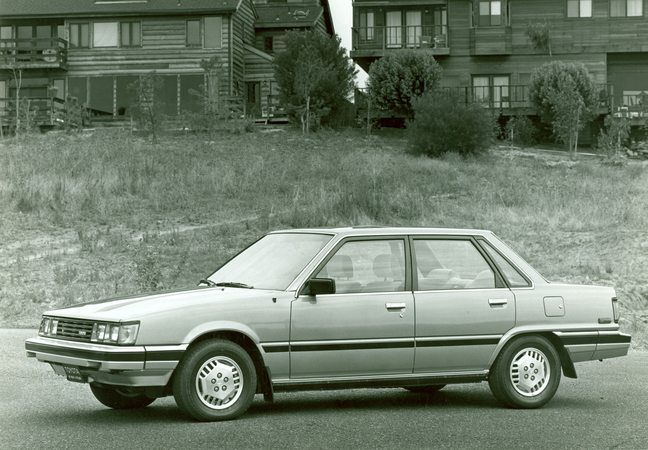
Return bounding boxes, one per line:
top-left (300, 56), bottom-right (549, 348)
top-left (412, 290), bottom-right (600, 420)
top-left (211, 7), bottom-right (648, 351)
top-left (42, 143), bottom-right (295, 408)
top-left (94, 22), bottom-right (118, 47)
top-left (567, 0), bottom-right (592, 17)
top-left (414, 239), bottom-right (495, 291)
top-left (120, 22), bottom-right (141, 47)
top-left (611, 0), bottom-right (643, 16)
top-left (315, 240), bottom-right (406, 294)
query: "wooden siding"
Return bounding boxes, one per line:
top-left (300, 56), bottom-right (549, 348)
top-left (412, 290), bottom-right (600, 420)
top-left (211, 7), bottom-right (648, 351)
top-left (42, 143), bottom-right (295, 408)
top-left (353, 0), bottom-right (648, 94)
top-left (231, 0), bottom-right (258, 95)
top-left (65, 16), bottom-right (232, 77)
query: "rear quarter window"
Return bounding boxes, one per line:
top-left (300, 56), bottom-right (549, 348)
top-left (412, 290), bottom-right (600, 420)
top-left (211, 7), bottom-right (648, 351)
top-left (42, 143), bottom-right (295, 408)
top-left (481, 241), bottom-right (531, 288)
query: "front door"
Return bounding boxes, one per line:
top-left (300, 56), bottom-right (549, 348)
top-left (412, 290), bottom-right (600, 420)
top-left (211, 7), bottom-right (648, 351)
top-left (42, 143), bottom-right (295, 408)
top-left (386, 11), bottom-right (402, 48)
top-left (246, 82), bottom-right (260, 118)
top-left (411, 237), bottom-right (516, 373)
top-left (493, 75), bottom-right (510, 108)
top-left (290, 238), bottom-right (414, 378)
top-left (406, 11), bottom-right (422, 47)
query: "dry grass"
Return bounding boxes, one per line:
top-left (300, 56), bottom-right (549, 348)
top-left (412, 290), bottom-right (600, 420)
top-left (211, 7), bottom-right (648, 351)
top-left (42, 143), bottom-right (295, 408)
top-left (1, 127), bottom-right (647, 347)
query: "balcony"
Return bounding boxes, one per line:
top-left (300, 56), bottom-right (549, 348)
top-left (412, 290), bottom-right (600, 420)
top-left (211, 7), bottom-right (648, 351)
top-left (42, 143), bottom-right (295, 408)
top-left (610, 93), bottom-right (648, 121)
top-left (469, 26), bottom-right (512, 56)
top-left (0, 38), bottom-right (68, 70)
top-left (355, 84), bottom-right (614, 118)
top-left (351, 25), bottom-right (448, 72)
top-left (0, 97), bottom-right (66, 128)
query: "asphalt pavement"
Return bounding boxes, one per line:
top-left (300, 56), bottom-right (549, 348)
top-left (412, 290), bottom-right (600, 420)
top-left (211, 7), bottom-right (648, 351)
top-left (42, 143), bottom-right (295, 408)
top-left (2, 329), bottom-right (647, 450)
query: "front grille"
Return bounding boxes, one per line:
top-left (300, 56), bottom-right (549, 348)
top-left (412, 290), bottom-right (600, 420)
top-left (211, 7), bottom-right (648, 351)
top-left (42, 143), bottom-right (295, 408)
top-left (55, 318), bottom-right (94, 342)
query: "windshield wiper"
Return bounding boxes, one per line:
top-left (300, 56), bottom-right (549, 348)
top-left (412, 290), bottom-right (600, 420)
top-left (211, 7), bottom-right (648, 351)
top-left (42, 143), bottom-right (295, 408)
top-left (199, 279), bottom-right (217, 287)
top-left (214, 282), bottom-right (254, 289)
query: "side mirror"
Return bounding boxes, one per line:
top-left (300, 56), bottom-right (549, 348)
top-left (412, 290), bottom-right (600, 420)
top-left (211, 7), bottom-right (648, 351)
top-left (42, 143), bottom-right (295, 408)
top-left (302, 278), bottom-right (336, 296)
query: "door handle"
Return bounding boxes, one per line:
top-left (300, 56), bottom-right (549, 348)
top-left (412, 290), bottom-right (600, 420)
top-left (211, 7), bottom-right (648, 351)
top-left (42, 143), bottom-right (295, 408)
top-left (385, 302), bottom-right (407, 310)
top-left (488, 298), bottom-right (508, 306)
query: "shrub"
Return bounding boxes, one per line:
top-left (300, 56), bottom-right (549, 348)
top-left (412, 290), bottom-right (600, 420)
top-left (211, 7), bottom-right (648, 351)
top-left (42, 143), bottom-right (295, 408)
top-left (273, 30), bottom-right (357, 133)
top-left (528, 61), bottom-right (599, 156)
top-left (367, 50), bottom-right (442, 120)
top-left (598, 115), bottom-right (631, 159)
top-left (128, 71), bottom-right (166, 143)
top-left (504, 116), bottom-right (538, 147)
top-left (406, 92), bottom-right (497, 157)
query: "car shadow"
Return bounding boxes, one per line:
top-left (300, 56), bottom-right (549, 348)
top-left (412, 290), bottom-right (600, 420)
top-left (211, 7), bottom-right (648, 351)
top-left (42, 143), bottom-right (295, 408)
top-left (22, 384), bottom-right (601, 424)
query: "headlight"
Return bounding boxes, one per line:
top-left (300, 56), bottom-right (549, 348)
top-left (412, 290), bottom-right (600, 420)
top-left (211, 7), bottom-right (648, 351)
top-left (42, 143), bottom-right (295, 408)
top-left (39, 317), bottom-right (58, 336)
top-left (38, 317), bottom-right (139, 345)
top-left (91, 322), bottom-right (140, 345)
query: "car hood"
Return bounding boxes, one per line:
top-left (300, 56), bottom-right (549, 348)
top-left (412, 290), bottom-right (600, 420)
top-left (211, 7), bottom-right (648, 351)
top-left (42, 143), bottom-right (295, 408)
top-left (45, 286), bottom-right (279, 322)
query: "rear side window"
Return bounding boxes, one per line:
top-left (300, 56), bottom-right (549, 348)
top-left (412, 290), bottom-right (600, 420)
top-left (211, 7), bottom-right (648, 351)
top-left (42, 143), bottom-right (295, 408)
top-left (414, 239), bottom-right (495, 290)
top-left (480, 241), bottom-right (531, 288)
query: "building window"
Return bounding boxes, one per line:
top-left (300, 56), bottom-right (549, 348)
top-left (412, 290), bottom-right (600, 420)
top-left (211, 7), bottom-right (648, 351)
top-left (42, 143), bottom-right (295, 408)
top-left (360, 10), bottom-right (375, 41)
top-left (120, 22), bottom-right (141, 47)
top-left (186, 20), bottom-right (201, 46)
top-left (406, 10), bottom-right (422, 47)
top-left (611, 0), bottom-right (643, 16)
top-left (264, 36), bottom-right (273, 52)
top-left (478, 1), bottom-right (502, 26)
top-left (94, 22), bottom-right (119, 47)
top-left (472, 75), bottom-right (510, 108)
top-left (70, 23), bottom-right (90, 48)
top-left (567, 0), bottom-right (592, 18)
top-left (204, 16), bottom-right (222, 49)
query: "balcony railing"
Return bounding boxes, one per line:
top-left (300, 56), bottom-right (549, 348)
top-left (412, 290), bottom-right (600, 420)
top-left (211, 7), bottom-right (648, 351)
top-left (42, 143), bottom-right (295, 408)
top-left (611, 93), bottom-right (648, 119)
top-left (352, 25), bottom-right (448, 52)
top-left (355, 84), bottom-right (615, 115)
top-left (0, 38), bottom-right (68, 68)
top-left (0, 97), bottom-right (66, 127)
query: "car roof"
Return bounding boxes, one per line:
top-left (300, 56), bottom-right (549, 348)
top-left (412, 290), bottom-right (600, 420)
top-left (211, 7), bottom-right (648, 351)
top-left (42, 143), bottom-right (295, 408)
top-left (268, 226), bottom-right (494, 239)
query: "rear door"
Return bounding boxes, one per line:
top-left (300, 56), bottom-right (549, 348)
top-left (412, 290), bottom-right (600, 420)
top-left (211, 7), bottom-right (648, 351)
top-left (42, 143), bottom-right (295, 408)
top-left (290, 237), bottom-right (415, 378)
top-left (411, 236), bottom-right (516, 373)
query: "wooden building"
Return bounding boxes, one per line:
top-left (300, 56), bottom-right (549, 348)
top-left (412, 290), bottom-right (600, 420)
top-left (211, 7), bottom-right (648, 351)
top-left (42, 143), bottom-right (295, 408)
top-left (0, 0), bottom-right (334, 126)
top-left (350, 0), bottom-right (648, 121)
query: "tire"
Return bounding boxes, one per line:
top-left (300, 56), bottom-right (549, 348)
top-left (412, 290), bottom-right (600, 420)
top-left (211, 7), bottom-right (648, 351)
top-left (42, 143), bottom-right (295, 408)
top-left (488, 335), bottom-right (561, 409)
top-left (173, 339), bottom-right (257, 421)
top-left (90, 384), bottom-right (156, 409)
top-left (404, 384), bottom-right (446, 394)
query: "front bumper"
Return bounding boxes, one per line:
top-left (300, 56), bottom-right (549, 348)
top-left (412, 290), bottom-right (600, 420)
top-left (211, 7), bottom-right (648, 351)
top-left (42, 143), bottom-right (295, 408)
top-left (25, 336), bottom-right (186, 387)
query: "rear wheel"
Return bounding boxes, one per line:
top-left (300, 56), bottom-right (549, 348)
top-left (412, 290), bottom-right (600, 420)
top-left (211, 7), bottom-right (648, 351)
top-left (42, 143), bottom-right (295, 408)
top-left (488, 335), bottom-right (561, 409)
top-left (90, 384), bottom-right (156, 409)
top-left (173, 339), bottom-right (257, 421)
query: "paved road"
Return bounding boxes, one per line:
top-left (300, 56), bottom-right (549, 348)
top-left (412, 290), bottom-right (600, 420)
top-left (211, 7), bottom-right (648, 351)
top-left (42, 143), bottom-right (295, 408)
top-left (2, 329), bottom-right (647, 450)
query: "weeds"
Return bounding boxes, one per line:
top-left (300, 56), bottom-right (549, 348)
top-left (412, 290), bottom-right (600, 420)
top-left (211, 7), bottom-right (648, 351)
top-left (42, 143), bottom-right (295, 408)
top-left (1, 129), bottom-right (648, 348)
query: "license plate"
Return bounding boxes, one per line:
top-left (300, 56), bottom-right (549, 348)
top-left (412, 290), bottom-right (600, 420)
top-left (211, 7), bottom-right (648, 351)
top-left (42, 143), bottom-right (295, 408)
top-left (63, 365), bottom-right (87, 383)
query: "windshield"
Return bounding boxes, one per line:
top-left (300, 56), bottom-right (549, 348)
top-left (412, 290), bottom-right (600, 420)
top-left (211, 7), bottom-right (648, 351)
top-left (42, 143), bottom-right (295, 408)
top-left (207, 233), bottom-right (333, 290)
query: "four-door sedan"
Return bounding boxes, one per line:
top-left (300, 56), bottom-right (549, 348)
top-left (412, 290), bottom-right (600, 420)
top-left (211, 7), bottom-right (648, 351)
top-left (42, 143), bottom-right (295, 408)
top-left (26, 227), bottom-right (631, 421)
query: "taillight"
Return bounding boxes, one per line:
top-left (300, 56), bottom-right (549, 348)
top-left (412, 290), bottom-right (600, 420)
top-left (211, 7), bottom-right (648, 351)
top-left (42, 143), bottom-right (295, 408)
top-left (612, 297), bottom-right (620, 323)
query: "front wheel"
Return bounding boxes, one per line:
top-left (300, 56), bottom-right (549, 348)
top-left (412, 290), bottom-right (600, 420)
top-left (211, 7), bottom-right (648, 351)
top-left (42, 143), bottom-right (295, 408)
top-left (488, 335), bottom-right (561, 409)
top-left (173, 339), bottom-right (257, 421)
top-left (90, 384), bottom-right (156, 409)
